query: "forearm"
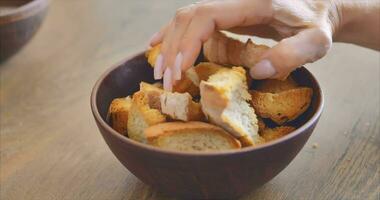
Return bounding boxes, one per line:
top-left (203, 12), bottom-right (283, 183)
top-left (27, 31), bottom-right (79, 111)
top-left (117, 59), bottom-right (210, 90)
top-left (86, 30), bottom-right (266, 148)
top-left (333, 0), bottom-right (380, 50)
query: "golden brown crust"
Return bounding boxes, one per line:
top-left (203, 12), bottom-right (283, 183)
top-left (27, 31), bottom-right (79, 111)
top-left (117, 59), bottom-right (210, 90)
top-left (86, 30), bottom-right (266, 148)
top-left (145, 44), bottom-right (161, 67)
top-left (200, 82), bottom-right (229, 111)
top-left (260, 126), bottom-right (295, 142)
top-left (200, 67), bottom-right (261, 147)
top-left (108, 97), bottom-right (132, 135)
top-left (238, 135), bottom-right (265, 147)
top-left (145, 121), bottom-right (241, 149)
top-left (152, 82), bottom-right (163, 89)
top-left (160, 92), bottom-right (205, 121)
top-left (132, 91), bottom-right (166, 124)
top-left (173, 62), bottom-right (225, 97)
top-left (203, 31), bottom-right (269, 69)
top-left (250, 87), bottom-right (313, 125)
top-left (109, 83), bottom-right (162, 138)
top-left (241, 39), bottom-right (270, 67)
top-left (254, 77), bottom-right (298, 93)
top-left (257, 118), bottom-right (266, 133)
top-left (127, 91), bottom-right (166, 143)
top-left (193, 62), bottom-right (225, 81)
top-left (145, 43), bottom-right (226, 97)
top-left (187, 101), bottom-right (205, 121)
top-left (139, 82), bottom-right (164, 110)
top-left (173, 74), bottom-right (199, 97)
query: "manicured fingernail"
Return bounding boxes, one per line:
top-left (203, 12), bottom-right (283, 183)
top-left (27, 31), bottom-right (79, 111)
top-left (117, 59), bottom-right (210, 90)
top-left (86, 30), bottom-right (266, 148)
top-left (181, 53), bottom-right (189, 71)
top-left (149, 32), bottom-right (160, 45)
top-left (173, 53), bottom-right (183, 80)
top-left (163, 68), bottom-right (173, 91)
top-left (250, 60), bottom-right (276, 79)
top-left (154, 54), bottom-right (164, 80)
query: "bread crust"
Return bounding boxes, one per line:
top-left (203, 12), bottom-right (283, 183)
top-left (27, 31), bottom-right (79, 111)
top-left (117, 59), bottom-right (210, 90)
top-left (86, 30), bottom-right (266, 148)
top-left (254, 77), bottom-right (298, 93)
top-left (173, 62), bottom-right (226, 97)
top-left (108, 97), bottom-right (132, 135)
top-left (139, 82), bottom-right (164, 110)
top-left (260, 126), bottom-right (295, 142)
top-left (200, 67), bottom-right (261, 146)
top-left (145, 44), bottom-right (161, 67)
top-left (203, 31), bottom-right (269, 69)
top-left (257, 117), bottom-right (266, 132)
top-left (160, 92), bottom-right (205, 121)
top-left (145, 121), bottom-right (241, 150)
top-left (173, 73), bottom-right (199, 97)
top-left (127, 89), bottom-right (166, 143)
top-left (250, 87), bottom-right (313, 125)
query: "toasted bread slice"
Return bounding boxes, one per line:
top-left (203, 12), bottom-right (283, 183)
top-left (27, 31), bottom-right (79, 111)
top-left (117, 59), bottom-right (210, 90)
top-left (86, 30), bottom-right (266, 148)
top-left (127, 89), bottom-right (166, 143)
top-left (203, 31), bottom-right (269, 69)
top-left (250, 88), bottom-right (313, 125)
top-left (152, 82), bottom-right (163, 89)
top-left (145, 44), bottom-right (161, 67)
top-left (145, 122), bottom-right (241, 152)
top-left (200, 67), bottom-right (263, 146)
top-left (260, 126), bottom-right (295, 142)
top-left (108, 96), bottom-right (132, 135)
top-left (254, 77), bottom-right (298, 93)
top-left (160, 92), bottom-right (205, 121)
top-left (139, 82), bottom-right (164, 110)
top-left (257, 117), bottom-right (266, 133)
top-left (193, 62), bottom-right (225, 82)
top-left (173, 62), bottom-right (225, 97)
top-left (172, 69), bottom-right (200, 97)
top-left (145, 44), bottom-right (225, 97)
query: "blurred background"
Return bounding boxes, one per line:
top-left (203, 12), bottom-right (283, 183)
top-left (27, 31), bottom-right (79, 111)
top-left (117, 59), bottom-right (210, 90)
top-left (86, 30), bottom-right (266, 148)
top-left (1, 1), bottom-right (379, 199)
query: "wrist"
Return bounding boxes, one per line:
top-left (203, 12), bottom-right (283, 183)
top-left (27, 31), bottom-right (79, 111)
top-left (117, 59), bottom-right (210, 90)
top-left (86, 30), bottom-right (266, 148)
top-left (331, 0), bottom-right (380, 49)
top-left (328, 0), bottom-right (345, 41)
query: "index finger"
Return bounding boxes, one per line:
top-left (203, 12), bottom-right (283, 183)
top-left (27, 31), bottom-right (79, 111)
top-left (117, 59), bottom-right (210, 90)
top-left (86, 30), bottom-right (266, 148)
top-left (177, 0), bottom-right (273, 71)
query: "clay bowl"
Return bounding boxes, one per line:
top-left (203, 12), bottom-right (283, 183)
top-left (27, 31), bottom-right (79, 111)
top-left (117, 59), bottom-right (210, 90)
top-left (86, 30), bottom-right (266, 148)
top-left (0, 0), bottom-right (48, 62)
top-left (91, 52), bottom-right (324, 199)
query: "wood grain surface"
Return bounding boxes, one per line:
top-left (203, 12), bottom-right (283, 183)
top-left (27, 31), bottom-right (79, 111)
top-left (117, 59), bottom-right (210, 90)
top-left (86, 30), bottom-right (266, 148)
top-left (1, 0), bottom-right (379, 199)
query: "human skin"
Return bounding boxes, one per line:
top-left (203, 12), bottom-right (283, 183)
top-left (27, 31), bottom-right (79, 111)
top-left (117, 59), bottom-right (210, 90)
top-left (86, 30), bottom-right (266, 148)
top-left (149, 0), bottom-right (380, 91)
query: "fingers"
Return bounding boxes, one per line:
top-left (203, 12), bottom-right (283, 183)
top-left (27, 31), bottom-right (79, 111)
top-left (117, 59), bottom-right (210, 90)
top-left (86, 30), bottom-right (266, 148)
top-left (228, 25), bottom-right (282, 41)
top-left (151, 0), bottom-right (272, 91)
top-left (177, 0), bottom-right (271, 73)
top-left (160, 5), bottom-right (197, 83)
top-left (250, 28), bottom-right (332, 80)
top-left (163, 67), bottom-right (173, 91)
top-left (150, 23), bottom-right (170, 47)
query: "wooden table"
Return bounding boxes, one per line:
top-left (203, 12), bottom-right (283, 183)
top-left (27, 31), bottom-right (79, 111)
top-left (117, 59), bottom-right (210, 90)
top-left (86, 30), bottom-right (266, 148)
top-left (1, 1), bottom-right (379, 199)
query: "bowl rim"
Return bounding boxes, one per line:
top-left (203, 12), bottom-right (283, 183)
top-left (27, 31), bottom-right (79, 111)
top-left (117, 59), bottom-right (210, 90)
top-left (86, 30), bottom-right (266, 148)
top-left (0, 0), bottom-right (48, 24)
top-left (91, 52), bottom-right (324, 157)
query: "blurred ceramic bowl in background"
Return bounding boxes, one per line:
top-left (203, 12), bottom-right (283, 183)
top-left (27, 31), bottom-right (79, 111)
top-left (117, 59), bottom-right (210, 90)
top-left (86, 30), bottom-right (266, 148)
top-left (0, 0), bottom-right (48, 62)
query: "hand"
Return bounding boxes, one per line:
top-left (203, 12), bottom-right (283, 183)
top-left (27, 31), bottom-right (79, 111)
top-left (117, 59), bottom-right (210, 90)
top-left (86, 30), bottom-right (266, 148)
top-left (150, 0), bottom-right (340, 91)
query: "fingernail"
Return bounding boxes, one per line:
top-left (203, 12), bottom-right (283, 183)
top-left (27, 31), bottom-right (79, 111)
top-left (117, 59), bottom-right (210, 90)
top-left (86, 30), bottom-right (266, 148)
top-left (163, 68), bottom-right (173, 91)
top-left (181, 52), bottom-right (189, 71)
top-left (154, 54), bottom-right (164, 80)
top-left (173, 53), bottom-right (183, 80)
top-left (250, 60), bottom-right (277, 79)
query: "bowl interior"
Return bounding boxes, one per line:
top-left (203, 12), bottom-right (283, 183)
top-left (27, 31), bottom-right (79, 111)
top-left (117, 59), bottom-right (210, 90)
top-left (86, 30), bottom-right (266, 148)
top-left (95, 52), bottom-right (322, 136)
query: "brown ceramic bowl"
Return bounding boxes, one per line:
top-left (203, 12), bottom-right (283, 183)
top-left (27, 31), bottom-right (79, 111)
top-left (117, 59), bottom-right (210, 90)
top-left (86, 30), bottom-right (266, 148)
top-left (91, 52), bottom-right (324, 199)
top-left (0, 0), bottom-right (48, 62)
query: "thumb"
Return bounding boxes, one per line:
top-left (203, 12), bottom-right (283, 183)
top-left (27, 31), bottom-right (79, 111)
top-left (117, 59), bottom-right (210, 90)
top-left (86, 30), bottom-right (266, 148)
top-left (250, 28), bottom-right (332, 79)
